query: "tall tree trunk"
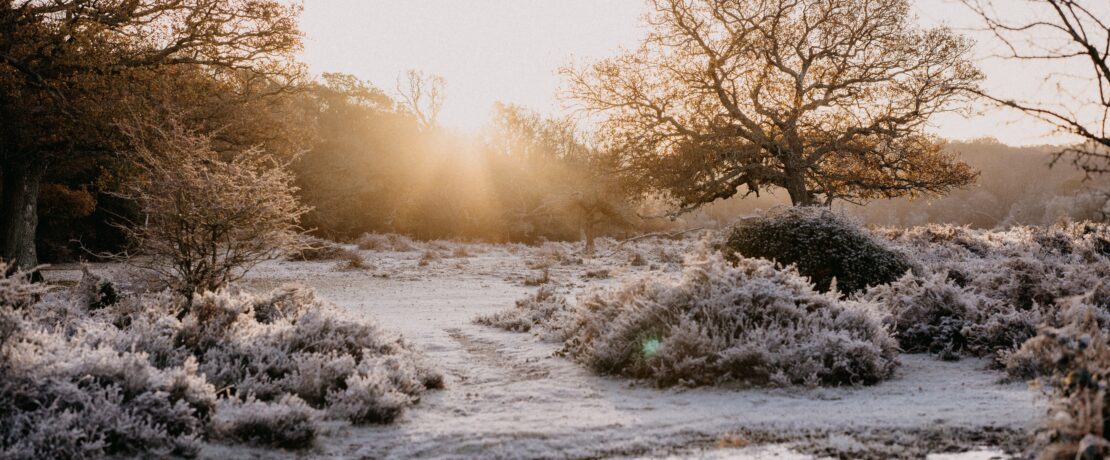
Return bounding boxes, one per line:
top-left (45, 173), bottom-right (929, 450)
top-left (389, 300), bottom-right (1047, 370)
top-left (1, 157), bottom-right (45, 271)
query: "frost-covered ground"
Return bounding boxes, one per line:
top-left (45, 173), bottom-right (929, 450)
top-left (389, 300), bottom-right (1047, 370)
top-left (45, 238), bottom-right (1043, 459)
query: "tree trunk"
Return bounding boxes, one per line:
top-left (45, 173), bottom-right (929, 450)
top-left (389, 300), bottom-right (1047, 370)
top-left (1, 158), bottom-right (45, 271)
top-left (582, 221), bottom-right (596, 256)
top-left (783, 167), bottom-right (815, 206)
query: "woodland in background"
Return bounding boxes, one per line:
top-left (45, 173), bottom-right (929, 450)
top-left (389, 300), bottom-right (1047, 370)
top-left (9, 0), bottom-right (1110, 265)
top-left (31, 96), bottom-right (1110, 264)
top-left (26, 72), bottom-right (638, 262)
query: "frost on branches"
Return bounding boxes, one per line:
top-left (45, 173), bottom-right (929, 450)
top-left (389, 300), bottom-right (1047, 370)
top-left (115, 117), bottom-right (310, 298)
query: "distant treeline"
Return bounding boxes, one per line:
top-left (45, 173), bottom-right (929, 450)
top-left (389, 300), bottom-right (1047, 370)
top-left (31, 74), bottom-right (1108, 263)
top-left (34, 74), bottom-right (636, 261)
top-left (692, 139), bottom-right (1110, 229)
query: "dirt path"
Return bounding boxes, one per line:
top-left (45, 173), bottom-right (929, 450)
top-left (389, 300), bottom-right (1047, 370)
top-left (223, 248), bottom-right (1043, 459)
top-left (49, 244), bottom-right (1042, 459)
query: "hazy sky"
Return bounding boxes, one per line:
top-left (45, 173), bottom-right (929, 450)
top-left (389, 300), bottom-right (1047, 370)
top-left (297, 0), bottom-right (1090, 146)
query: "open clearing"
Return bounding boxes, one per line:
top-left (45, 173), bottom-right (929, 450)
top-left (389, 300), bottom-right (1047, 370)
top-left (46, 241), bottom-right (1043, 459)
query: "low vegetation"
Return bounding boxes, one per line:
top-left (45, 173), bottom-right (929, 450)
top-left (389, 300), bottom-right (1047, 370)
top-left (481, 210), bottom-right (1110, 401)
top-left (1003, 301), bottom-right (1110, 459)
top-left (481, 250), bottom-right (899, 387)
top-left (0, 264), bottom-right (442, 458)
top-left (475, 286), bottom-right (570, 339)
top-left (722, 207), bottom-right (912, 294)
top-left (874, 223), bottom-right (1110, 363)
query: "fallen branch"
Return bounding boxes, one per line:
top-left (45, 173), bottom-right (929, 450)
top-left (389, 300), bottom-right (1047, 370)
top-left (601, 227), bottom-right (706, 257)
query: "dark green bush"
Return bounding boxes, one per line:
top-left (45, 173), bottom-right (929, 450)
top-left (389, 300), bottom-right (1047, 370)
top-left (722, 207), bottom-right (911, 294)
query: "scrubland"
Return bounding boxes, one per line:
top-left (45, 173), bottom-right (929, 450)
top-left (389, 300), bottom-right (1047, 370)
top-left (18, 209), bottom-right (1107, 458)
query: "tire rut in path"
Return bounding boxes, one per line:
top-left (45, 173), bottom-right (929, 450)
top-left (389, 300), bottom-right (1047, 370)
top-left (445, 327), bottom-right (551, 382)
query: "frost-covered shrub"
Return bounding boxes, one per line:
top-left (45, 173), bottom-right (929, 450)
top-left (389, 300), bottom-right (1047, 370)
top-left (325, 357), bottom-right (425, 424)
top-left (483, 252), bottom-right (898, 387)
top-left (882, 223), bottom-right (1110, 309)
top-left (116, 117), bottom-right (309, 298)
top-left (1002, 289), bottom-right (1110, 381)
top-left (170, 287), bottom-right (443, 423)
top-left (0, 263), bottom-right (43, 311)
top-left (1002, 302), bottom-right (1110, 459)
top-left (337, 250), bottom-right (370, 270)
top-left (522, 269), bottom-right (551, 286)
top-left (0, 265), bottom-right (442, 456)
top-left (211, 396), bottom-right (319, 449)
top-left (72, 266), bottom-right (119, 310)
top-left (475, 286), bottom-right (572, 339)
top-left (417, 250), bottom-right (441, 267)
top-left (0, 271), bottom-right (217, 458)
top-left (723, 207), bottom-right (912, 294)
top-left (869, 222), bottom-right (1110, 362)
top-left (857, 274), bottom-right (1041, 360)
top-left (356, 233), bottom-right (416, 252)
top-left (526, 242), bottom-right (576, 269)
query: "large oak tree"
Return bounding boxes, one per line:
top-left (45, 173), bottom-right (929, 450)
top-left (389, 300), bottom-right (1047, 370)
top-left (0, 0), bottom-right (303, 270)
top-left (563, 0), bottom-right (981, 211)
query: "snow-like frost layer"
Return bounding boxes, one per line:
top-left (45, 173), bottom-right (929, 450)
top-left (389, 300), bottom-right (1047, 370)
top-left (162, 241), bottom-right (1043, 459)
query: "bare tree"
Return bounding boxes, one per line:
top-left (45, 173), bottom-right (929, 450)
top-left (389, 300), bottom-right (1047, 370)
top-left (961, 0), bottom-right (1110, 175)
top-left (549, 187), bottom-right (633, 256)
top-left (396, 69), bottom-right (446, 129)
top-left (116, 115), bottom-right (309, 301)
top-left (563, 0), bottom-right (981, 212)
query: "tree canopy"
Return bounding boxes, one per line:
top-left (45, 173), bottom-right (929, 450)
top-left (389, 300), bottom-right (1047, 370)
top-left (0, 0), bottom-right (304, 270)
top-left (563, 0), bottom-right (981, 210)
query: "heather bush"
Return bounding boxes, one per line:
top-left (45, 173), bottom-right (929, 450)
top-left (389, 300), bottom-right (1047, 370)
top-left (481, 252), bottom-right (898, 387)
top-left (72, 266), bottom-right (119, 310)
top-left (168, 287), bottom-right (444, 423)
top-left (1001, 302), bottom-right (1110, 459)
top-left (568, 252), bottom-right (898, 386)
top-left (722, 207), bottom-right (912, 294)
top-left (356, 233), bottom-right (417, 252)
top-left (882, 223), bottom-right (1110, 307)
top-left (417, 250), bottom-right (441, 267)
top-left (0, 271), bottom-right (216, 458)
top-left (336, 250), bottom-right (370, 270)
top-left (211, 396), bottom-right (319, 449)
top-left (475, 286), bottom-right (572, 339)
top-left (523, 269), bottom-right (551, 286)
top-left (865, 222), bottom-right (1110, 362)
top-left (1002, 287), bottom-right (1110, 381)
top-left (0, 264), bottom-right (442, 457)
top-left (856, 274), bottom-right (1041, 361)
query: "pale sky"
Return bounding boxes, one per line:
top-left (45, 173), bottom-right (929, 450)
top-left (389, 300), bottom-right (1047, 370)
top-left (297, 0), bottom-right (1093, 146)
